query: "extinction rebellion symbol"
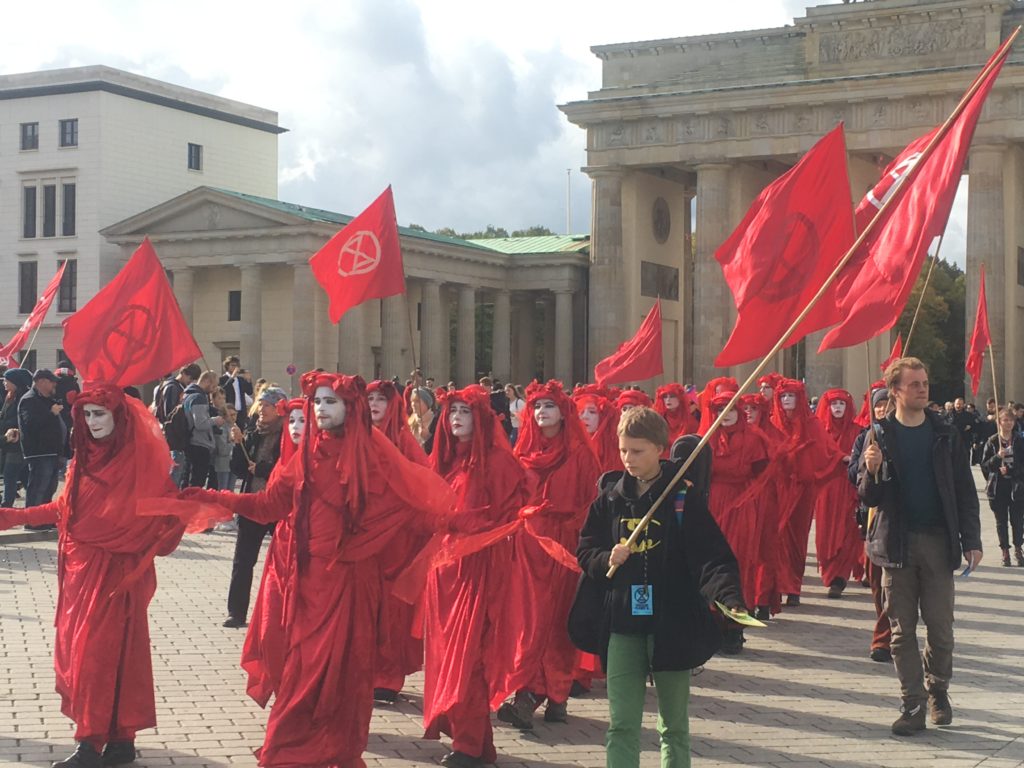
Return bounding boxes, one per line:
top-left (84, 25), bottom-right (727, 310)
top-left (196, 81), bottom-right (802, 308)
top-left (337, 231), bottom-right (382, 277)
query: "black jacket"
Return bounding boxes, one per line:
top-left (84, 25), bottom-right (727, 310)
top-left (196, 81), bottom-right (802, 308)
top-left (230, 422), bottom-right (282, 493)
top-left (857, 411), bottom-right (982, 570)
top-left (17, 387), bottom-right (66, 459)
top-left (1, 391), bottom-right (27, 463)
top-left (574, 439), bottom-right (743, 673)
top-left (980, 432), bottom-right (1024, 502)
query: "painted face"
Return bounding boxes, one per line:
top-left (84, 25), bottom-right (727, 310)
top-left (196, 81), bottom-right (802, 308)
top-left (830, 400), bottom-right (847, 419)
top-left (533, 398), bottom-right (562, 428)
top-left (288, 408), bottom-right (306, 445)
top-left (662, 394), bottom-right (680, 412)
top-left (83, 405), bottom-right (115, 440)
top-left (367, 390), bottom-right (388, 425)
top-left (719, 408), bottom-right (739, 427)
top-left (760, 384), bottom-right (773, 400)
top-left (780, 392), bottom-right (797, 411)
top-left (313, 386), bottom-right (346, 430)
top-left (579, 403), bottom-right (600, 434)
top-left (743, 404), bottom-right (759, 424)
top-left (449, 401), bottom-right (473, 440)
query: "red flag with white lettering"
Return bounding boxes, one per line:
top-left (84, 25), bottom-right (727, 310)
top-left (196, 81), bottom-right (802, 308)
top-left (966, 265), bottom-right (991, 397)
top-left (309, 186), bottom-right (406, 323)
top-left (0, 262), bottom-right (67, 367)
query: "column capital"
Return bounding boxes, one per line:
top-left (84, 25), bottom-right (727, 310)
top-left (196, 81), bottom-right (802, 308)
top-left (582, 165), bottom-right (626, 179)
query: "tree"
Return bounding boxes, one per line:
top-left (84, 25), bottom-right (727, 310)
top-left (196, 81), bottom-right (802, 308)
top-left (510, 225), bottom-right (555, 237)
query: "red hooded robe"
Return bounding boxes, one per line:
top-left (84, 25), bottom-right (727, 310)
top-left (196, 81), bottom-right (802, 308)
top-left (572, 385), bottom-right (622, 473)
top-left (742, 394), bottom-right (785, 613)
top-left (655, 383), bottom-right (699, 446)
top-left (697, 376), bottom-right (740, 435)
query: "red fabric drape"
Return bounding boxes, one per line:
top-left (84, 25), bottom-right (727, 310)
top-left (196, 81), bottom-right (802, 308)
top-left (572, 386), bottom-right (623, 473)
top-left (655, 383), bottom-right (699, 445)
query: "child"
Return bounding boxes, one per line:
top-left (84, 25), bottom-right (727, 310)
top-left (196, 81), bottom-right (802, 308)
top-left (575, 406), bottom-right (744, 768)
top-left (211, 391), bottom-right (234, 493)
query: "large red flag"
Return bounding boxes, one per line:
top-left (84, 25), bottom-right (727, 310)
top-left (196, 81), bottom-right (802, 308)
top-left (880, 332), bottom-right (903, 373)
top-left (0, 262), bottom-right (67, 367)
top-left (594, 300), bottom-right (663, 386)
top-left (714, 124), bottom-right (853, 366)
top-left (819, 40), bottom-right (1012, 352)
top-left (62, 238), bottom-right (201, 386)
top-left (309, 186), bottom-right (405, 322)
top-left (966, 265), bottom-right (991, 396)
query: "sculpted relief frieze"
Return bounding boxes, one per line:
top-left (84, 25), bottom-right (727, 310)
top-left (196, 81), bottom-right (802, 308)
top-left (818, 20), bottom-right (985, 64)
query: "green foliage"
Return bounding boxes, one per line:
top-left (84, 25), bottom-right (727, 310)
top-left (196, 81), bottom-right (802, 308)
top-left (427, 224), bottom-right (555, 240)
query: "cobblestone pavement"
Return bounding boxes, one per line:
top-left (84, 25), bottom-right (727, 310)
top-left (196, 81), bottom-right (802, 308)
top-left (1, 473), bottom-right (1022, 768)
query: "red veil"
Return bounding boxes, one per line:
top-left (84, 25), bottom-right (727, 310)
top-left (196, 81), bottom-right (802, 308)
top-left (697, 376), bottom-right (739, 435)
top-left (368, 379), bottom-right (429, 466)
top-left (516, 380), bottom-right (597, 472)
top-left (655, 382), bottom-right (698, 443)
top-left (614, 388), bottom-right (652, 412)
top-left (275, 397), bottom-right (306, 469)
top-left (572, 384), bottom-right (622, 473)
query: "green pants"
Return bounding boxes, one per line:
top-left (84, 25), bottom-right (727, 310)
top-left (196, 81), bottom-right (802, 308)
top-left (605, 633), bottom-right (691, 768)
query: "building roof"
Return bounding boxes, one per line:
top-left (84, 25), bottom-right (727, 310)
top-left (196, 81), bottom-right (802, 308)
top-left (468, 235), bottom-right (590, 255)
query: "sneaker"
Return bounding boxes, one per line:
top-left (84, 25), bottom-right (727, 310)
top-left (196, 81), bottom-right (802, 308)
top-left (214, 519), bottom-right (238, 533)
top-left (52, 742), bottom-right (102, 768)
top-left (869, 647), bottom-right (892, 663)
top-left (928, 689), bottom-right (952, 726)
top-left (497, 690), bottom-right (536, 730)
top-left (101, 741), bottom-right (136, 766)
top-left (543, 700), bottom-right (568, 723)
top-left (827, 578), bottom-right (846, 599)
top-left (373, 688), bottom-right (398, 704)
top-left (221, 615), bottom-right (247, 629)
top-left (891, 703), bottom-right (926, 735)
top-left (440, 751), bottom-right (484, 768)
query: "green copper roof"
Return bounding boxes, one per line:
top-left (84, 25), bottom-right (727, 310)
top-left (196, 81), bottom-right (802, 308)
top-left (468, 235), bottom-right (590, 254)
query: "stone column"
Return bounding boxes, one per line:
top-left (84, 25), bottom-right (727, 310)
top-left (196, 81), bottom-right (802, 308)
top-left (543, 295), bottom-right (556, 381)
top-left (588, 169), bottom-right (626, 371)
top-left (440, 288), bottom-right (452, 383)
top-left (694, 163), bottom-right (732, 385)
top-left (554, 289), bottom-right (574, 384)
top-left (514, 295), bottom-right (536, 384)
top-left (291, 264), bottom-right (316, 379)
top-left (420, 280), bottom-right (444, 382)
top-left (491, 289), bottom-right (512, 383)
top-left (239, 264), bottom-right (262, 376)
top-left (338, 301), bottom-right (375, 378)
top-left (456, 285), bottom-right (476, 385)
top-left (967, 144), bottom-right (1007, 403)
top-left (171, 267), bottom-right (194, 331)
top-left (380, 294), bottom-right (407, 380)
top-left (314, 287), bottom-right (339, 372)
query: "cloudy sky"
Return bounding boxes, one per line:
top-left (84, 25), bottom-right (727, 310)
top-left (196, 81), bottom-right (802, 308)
top-left (2, 0), bottom-right (967, 264)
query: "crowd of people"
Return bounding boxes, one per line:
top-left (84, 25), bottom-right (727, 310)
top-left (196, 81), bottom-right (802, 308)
top-left (0, 355), bottom-right (996, 767)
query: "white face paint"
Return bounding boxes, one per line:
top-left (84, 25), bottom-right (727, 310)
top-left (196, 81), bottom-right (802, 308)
top-left (367, 390), bottom-right (388, 425)
top-left (288, 408), bottom-right (306, 445)
top-left (720, 409), bottom-right (739, 427)
top-left (662, 394), bottom-right (680, 412)
top-left (579, 403), bottom-right (600, 434)
top-left (760, 385), bottom-right (774, 401)
top-left (780, 392), bottom-right (797, 412)
top-left (533, 398), bottom-right (562, 428)
top-left (313, 386), bottom-right (346, 430)
top-left (743, 404), bottom-right (759, 424)
top-left (83, 405), bottom-right (115, 440)
top-left (830, 400), bottom-right (847, 419)
top-left (449, 401), bottom-right (474, 441)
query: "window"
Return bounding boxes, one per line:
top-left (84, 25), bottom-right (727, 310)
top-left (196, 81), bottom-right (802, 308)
top-left (19, 261), bottom-right (38, 314)
top-left (56, 350), bottom-right (68, 368)
top-left (59, 119), bottom-right (78, 147)
top-left (22, 186), bottom-right (37, 238)
top-left (62, 183), bottom-right (76, 236)
top-left (19, 350), bottom-right (37, 373)
top-left (1018, 247), bottom-right (1024, 288)
top-left (228, 290), bottom-right (241, 321)
top-left (20, 122), bottom-right (38, 150)
top-left (188, 142), bottom-right (203, 171)
top-left (58, 259), bottom-right (77, 313)
top-left (42, 185), bottom-right (57, 237)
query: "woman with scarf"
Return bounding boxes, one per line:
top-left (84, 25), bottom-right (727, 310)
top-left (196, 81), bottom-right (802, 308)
top-left (573, 384), bottom-right (622, 473)
top-left (654, 383), bottom-right (698, 447)
top-left (367, 379), bottom-right (431, 704)
top-left (182, 372), bottom-right (454, 768)
top-left (0, 384), bottom-right (217, 768)
top-left (422, 385), bottom-right (529, 768)
top-left (813, 388), bottom-right (864, 599)
top-left (496, 380), bottom-right (601, 729)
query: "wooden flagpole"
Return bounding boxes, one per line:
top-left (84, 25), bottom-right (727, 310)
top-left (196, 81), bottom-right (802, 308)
top-left (607, 28), bottom-right (1021, 577)
top-left (903, 235), bottom-right (944, 355)
top-left (988, 341), bottom-right (999, 411)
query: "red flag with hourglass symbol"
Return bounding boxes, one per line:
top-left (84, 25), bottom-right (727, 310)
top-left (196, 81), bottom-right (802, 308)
top-left (310, 186), bottom-right (406, 323)
top-left (62, 238), bottom-right (201, 386)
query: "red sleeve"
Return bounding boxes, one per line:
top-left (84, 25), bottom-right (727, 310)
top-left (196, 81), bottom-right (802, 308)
top-left (233, 467), bottom-right (295, 525)
top-left (0, 501), bottom-right (61, 529)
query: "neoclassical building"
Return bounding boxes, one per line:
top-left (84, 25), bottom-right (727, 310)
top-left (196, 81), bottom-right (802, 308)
top-left (562, 0), bottom-right (1024, 401)
top-left (102, 186), bottom-right (589, 388)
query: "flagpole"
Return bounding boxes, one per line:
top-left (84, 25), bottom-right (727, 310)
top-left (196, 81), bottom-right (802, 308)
top-left (903, 234), bottom-right (944, 355)
top-left (988, 341), bottom-right (1000, 411)
top-left (607, 28), bottom-right (1021, 578)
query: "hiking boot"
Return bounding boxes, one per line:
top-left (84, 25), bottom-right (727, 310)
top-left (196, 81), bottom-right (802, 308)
top-left (543, 699), bottom-right (568, 723)
top-left (52, 743), bottom-right (102, 768)
top-left (786, 594), bottom-right (800, 607)
top-left (869, 647), bottom-right (892, 663)
top-left (928, 689), bottom-right (953, 726)
top-left (497, 690), bottom-right (536, 730)
top-left (827, 578), bottom-right (846, 599)
top-left (891, 703), bottom-right (926, 735)
top-left (440, 751), bottom-right (484, 767)
top-left (1016, 546), bottom-right (1024, 567)
top-left (373, 688), bottom-right (398, 704)
top-left (101, 741), bottom-right (136, 766)
top-left (1002, 548), bottom-right (1012, 567)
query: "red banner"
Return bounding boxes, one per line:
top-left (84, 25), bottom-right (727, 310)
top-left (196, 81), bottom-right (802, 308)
top-left (966, 265), bottom-right (991, 397)
top-left (0, 262), bottom-right (68, 367)
top-left (880, 333), bottom-right (903, 373)
top-left (594, 300), bottom-right (663, 386)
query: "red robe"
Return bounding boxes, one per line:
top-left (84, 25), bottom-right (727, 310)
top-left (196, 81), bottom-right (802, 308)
top-left (748, 415), bottom-right (785, 612)
top-left (655, 383), bottom-right (699, 446)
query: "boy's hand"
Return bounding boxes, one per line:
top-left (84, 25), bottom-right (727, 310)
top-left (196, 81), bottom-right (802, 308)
top-left (609, 543), bottom-right (631, 567)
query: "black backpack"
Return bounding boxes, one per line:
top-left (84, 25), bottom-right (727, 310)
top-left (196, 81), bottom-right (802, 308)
top-left (163, 402), bottom-right (193, 451)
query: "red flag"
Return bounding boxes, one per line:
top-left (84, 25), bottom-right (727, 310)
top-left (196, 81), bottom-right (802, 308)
top-left (309, 186), bottom-right (405, 322)
top-left (0, 262), bottom-right (67, 367)
top-left (594, 300), bottom-right (663, 386)
top-left (714, 125), bottom-right (854, 366)
top-left (62, 238), bottom-right (201, 386)
top-left (966, 265), bottom-right (991, 396)
top-left (819, 39), bottom-right (1012, 351)
top-left (880, 333), bottom-right (903, 373)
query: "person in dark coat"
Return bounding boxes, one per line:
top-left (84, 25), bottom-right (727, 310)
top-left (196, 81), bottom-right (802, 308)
top-left (1, 368), bottom-right (33, 507)
top-left (54, 362), bottom-right (80, 471)
top-left (18, 369), bottom-right (67, 527)
top-left (575, 407), bottom-right (744, 768)
top-left (980, 407), bottom-right (1024, 567)
top-left (219, 356), bottom-right (254, 431)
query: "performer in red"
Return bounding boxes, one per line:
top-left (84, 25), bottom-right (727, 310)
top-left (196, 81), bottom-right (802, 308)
top-left (770, 379), bottom-right (843, 607)
top-left (183, 372), bottom-right (455, 768)
top-left (758, 373), bottom-right (783, 416)
top-left (497, 380), bottom-right (601, 729)
top-left (705, 391), bottom-right (769, 652)
top-left (423, 385), bottom-right (530, 768)
top-left (814, 388), bottom-right (864, 599)
top-left (0, 384), bottom-right (211, 768)
top-left (615, 388), bottom-right (652, 412)
top-left (573, 384), bottom-right (622, 472)
top-left (367, 379), bottom-right (431, 703)
top-left (697, 376), bottom-right (739, 434)
top-left (655, 382), bottom-right (699, 446)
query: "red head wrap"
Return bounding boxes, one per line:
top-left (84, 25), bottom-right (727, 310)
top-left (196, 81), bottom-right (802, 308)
top-left (515, 380), bottom-right (594, 473)
top-left (572, 385), bottom-right (621, 472)
top-left (366, 379), bottom-right (409, 446)
top-left (816, 388), bottom-right (858, 447)
top-left (655, 382), bottom-right (698, 441)
top-left (275, 397), bottom-right (307, 467)
top-left (433, 385), bottom-right (506, 478)
top-left (615, 388), bottom-right (652, 411)
top-left (697, 376), bottom-right (739, 434)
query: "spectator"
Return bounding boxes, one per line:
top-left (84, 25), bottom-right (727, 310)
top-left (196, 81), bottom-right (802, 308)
top-left (17, 369), bottom-right (66, 528)
top-left (482, 376), bottom-right (512, 438)
top-left (215, 403), bottom-right (239, 494)
top-left (408, 387), bottom-right (438, 454)
top-left (53, 362), bottom-right (79, 478)
top-left (1, 369), bottom-right (33, 508)
top-left (506, 383), bottom-right (526, 446)
top-left (980, 407), bottom-right (1024, 567)
top-left (210, 388), bottom-right (234, 492)
top-left (156, 363), bottom-right (202, 487)
top-left (182, 371), bottom-right (223, 489)
top-left (950, 397), bottom-right (978, 452)
top-left (219, 356), bottom-right (254, 431)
